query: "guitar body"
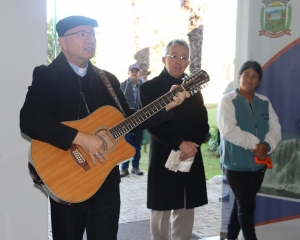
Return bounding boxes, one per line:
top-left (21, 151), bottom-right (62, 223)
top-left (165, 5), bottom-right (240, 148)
top-left (30, 106), bottom-right (135, 204)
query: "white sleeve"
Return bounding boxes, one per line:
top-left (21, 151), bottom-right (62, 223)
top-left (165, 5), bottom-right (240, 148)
top-left (217, 94), bottom-right (259, 150)
top-left (264, 100), bottom-right (281, 153)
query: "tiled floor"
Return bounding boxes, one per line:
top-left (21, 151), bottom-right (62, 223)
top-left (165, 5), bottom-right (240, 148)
top-left (120, 170), bottom-right (223, 239)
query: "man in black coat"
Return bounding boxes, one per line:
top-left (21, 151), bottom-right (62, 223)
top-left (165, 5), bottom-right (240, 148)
top-left (20, 16), bottom-right (188, 240)
top-left (139, 39), bottom-right (209, 240)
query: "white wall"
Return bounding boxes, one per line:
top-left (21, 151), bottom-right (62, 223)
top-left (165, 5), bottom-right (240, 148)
top-left (233, 0), bottom-right (250, 85)
top-left (0, 1), bottom-right (48, 239)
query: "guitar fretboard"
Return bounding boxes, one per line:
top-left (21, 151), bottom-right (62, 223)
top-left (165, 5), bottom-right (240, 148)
top-left (109, 85), bottom-right (185, 139)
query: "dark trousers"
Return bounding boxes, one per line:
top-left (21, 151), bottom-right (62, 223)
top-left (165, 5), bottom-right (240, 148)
top-left (121, 131), bottom-right (143, 169)
top-left (225, 167), bottom-right (266, 240)
top-left (50, 183), bottom-right (120, 240)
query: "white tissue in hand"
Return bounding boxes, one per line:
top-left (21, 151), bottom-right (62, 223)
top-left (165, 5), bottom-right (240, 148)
top-left (165, 150), bottom-right (194, 172)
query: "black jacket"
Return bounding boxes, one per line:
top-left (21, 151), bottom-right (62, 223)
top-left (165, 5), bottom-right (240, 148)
top-left (139, 68), bottom-right (209, 210)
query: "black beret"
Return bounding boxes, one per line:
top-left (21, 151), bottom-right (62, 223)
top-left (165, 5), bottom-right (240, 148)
top-left (56, 16), bottom-right (98, 37)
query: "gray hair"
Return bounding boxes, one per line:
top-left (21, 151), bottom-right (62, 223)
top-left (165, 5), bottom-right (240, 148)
top-left (164, 39), bottom-right (190, 57)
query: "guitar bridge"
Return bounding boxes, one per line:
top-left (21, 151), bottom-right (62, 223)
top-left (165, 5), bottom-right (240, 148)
top-left (70, 145), bottom-right (91, 171)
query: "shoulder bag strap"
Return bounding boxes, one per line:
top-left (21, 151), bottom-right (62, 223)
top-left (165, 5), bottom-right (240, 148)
top-left (93, 66), bottom-right (126, 116)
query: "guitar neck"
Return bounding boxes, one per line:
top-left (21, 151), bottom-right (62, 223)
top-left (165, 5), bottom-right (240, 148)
top-left (109, 85), bottom-right (185, 139)
top-left (109, 69), bottom-right (210, 139)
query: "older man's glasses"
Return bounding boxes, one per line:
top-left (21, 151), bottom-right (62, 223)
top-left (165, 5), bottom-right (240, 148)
top-left (63, 31), bottom-right (99, 40)
top-left (166, 54), bottom-right (189, 62)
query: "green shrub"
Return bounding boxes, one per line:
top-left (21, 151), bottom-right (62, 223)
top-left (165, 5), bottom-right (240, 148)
top-left (208, 126), bottom-right (219, 152)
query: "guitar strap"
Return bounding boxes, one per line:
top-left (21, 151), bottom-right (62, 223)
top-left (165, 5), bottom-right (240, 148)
top-left (93, 66), bottom-right (126, 117)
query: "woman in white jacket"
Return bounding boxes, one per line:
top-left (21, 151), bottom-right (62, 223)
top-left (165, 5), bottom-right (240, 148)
top-left (217, 61), bottom-right (281, 240)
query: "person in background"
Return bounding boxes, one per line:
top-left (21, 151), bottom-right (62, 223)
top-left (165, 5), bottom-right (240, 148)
top-left (19, 16), bottom-right (189, 240)
top-left (139, 39), bottom-right (209, 240)
top-left (217, 61), bottom-right (281, 240)
top-left (120, 63), bottom-right (144, 177)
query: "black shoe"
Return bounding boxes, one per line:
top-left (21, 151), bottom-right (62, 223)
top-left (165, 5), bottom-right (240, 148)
top-left (131, 167), bottom-right (143, 175)
top-left (120, 168), bottom-right (129, 177)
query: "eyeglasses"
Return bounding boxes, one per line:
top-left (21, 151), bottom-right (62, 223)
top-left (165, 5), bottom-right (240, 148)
top-left (63, 31), bottom-right (99, 40)
top-left (166, 54), bottom-right (189, 62)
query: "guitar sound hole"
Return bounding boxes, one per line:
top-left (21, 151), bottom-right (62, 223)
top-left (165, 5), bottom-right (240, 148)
top-left (95, 129), bottom-right (116, 152)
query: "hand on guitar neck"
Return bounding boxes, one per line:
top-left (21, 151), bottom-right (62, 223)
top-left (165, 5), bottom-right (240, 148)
top-left (73, 132), bottom-right (108, 165)
top-left (165, 85), bottom-right (190, 111)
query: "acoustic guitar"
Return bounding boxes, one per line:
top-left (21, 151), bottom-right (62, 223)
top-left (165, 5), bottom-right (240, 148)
top-left (29, 69), bottom-right (210, 205)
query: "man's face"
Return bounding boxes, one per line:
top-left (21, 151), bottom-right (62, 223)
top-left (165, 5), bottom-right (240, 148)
top-left (162, 43), bottom-right (190, 78)
top-left (58, 25), bottom-right (96, 68)
top-left (128, 68), bottom-right (140, 83)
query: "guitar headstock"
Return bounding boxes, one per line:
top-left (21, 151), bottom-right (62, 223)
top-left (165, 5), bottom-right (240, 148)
top-left (182, 69), bottom-right (210, 95)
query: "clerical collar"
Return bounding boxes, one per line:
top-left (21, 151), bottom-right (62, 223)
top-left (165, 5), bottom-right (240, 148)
top-left (68, 61), bottom-right (88, 77)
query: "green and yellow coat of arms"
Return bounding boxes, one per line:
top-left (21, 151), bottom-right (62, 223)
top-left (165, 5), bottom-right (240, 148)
top-left (259, 0), bottom-right (292, 38)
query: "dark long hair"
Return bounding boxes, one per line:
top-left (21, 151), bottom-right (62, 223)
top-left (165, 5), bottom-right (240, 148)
top-left (239, 61), bottom-right (263, 81)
